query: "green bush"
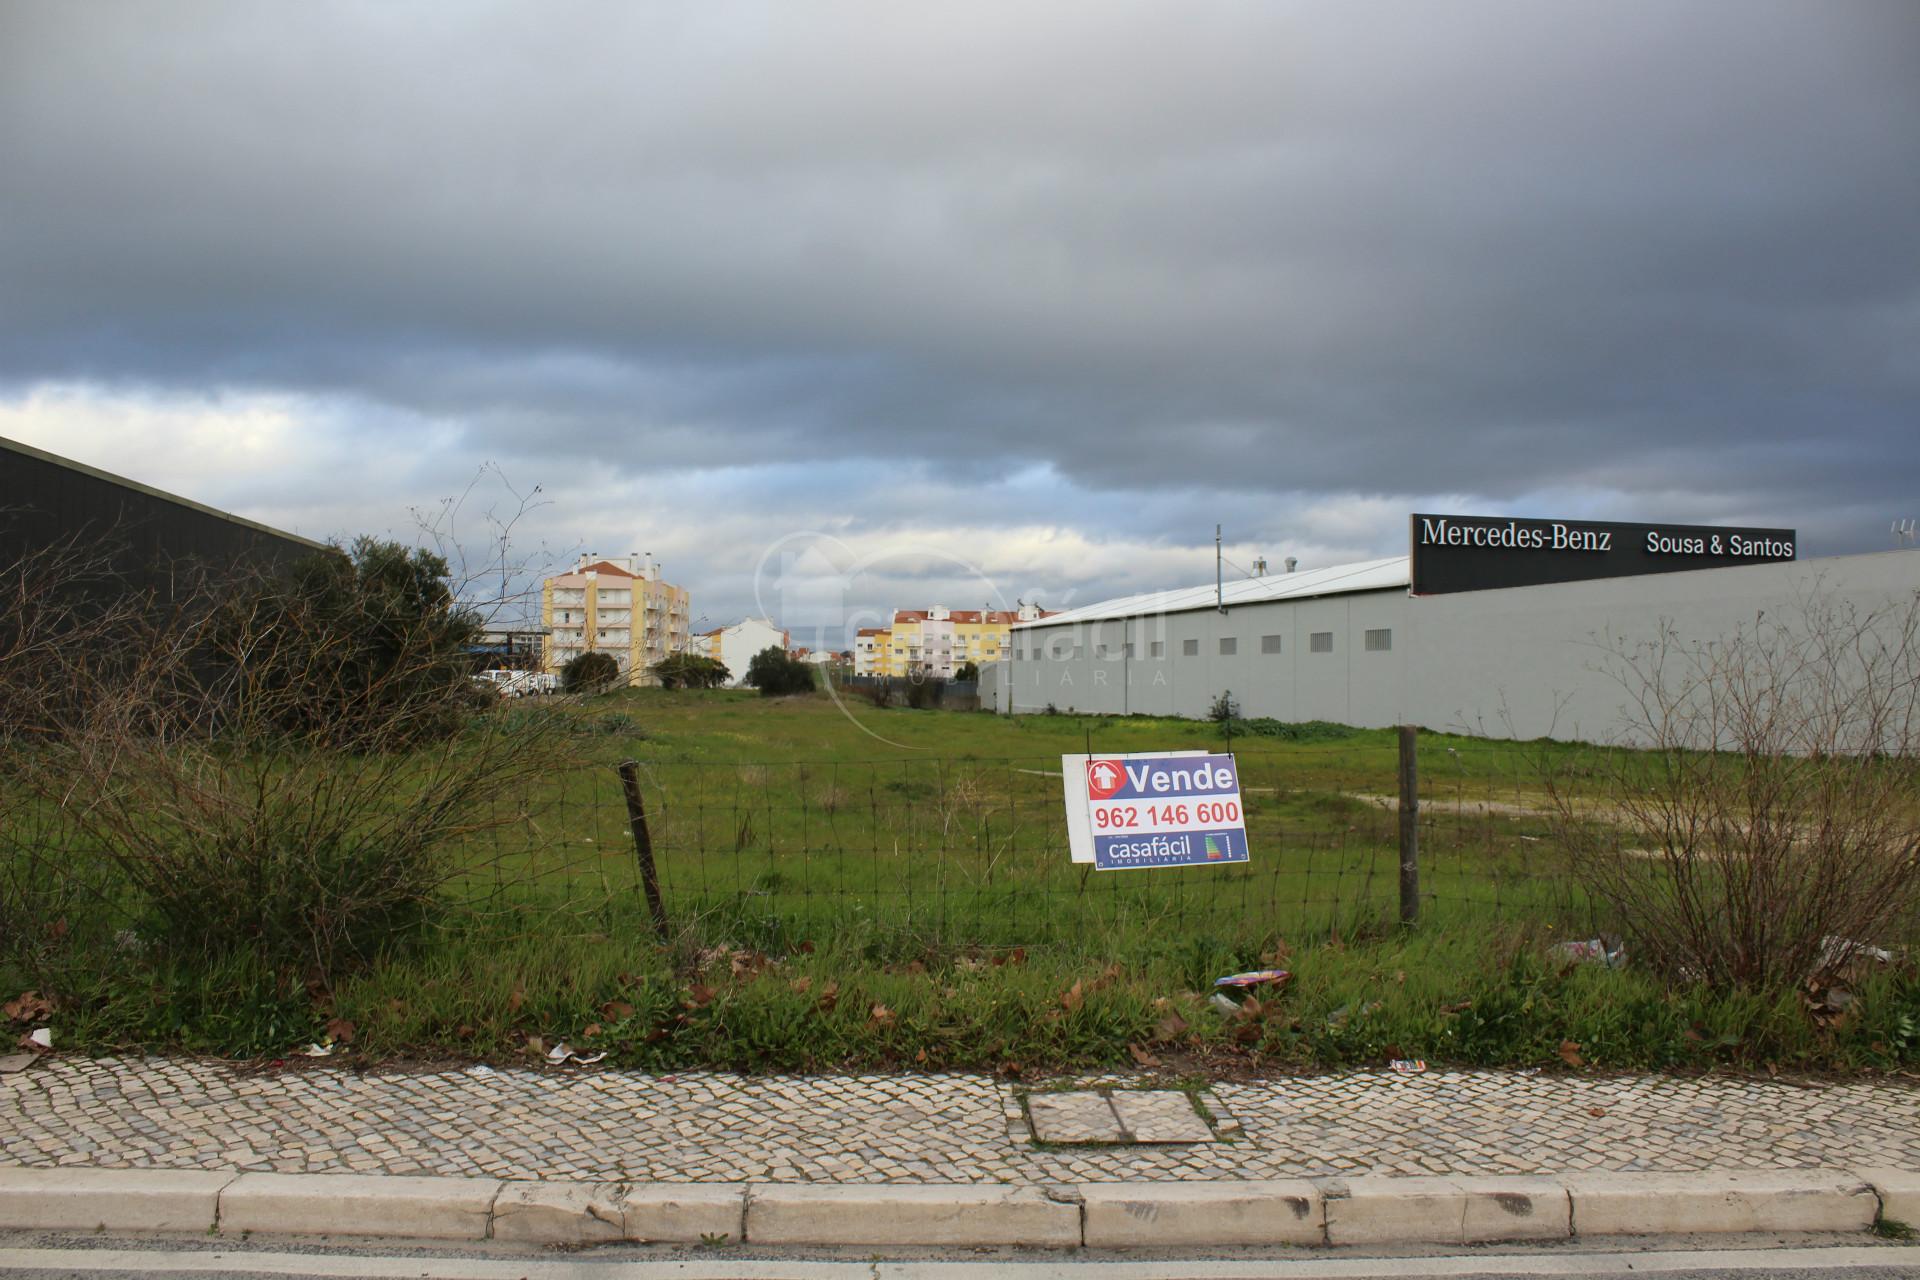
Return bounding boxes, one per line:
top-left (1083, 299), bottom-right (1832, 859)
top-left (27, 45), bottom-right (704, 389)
top-left (561, 650), bottom-right (622, 693)
top-left (904, 675), bottom-right (946, 709)
top-left (650, 652), bottom-right (729, 689)
top-left (212, 538), bottom-right (483, 750)
top-left (1224, 717), bottom-right (1362, 742)
top-left (744, 646), bottom-right (814, 697)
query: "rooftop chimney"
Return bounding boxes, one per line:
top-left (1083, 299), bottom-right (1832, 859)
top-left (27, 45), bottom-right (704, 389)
top-left (1284, 557), bottom-right (1298, 573)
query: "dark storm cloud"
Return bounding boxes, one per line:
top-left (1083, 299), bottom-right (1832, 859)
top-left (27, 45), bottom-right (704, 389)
top-left (2, 0), bottom-right (1918, 543)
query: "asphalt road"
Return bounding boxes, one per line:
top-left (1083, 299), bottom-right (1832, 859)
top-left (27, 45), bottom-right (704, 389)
top-left (0, 1232), bottom-right (1916, 1280)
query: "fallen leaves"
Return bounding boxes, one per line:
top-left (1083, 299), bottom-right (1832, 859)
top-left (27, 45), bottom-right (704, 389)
top-left (728, 950), bottom-right (774, 980)
top-left (3, 991), bottom-right (52, 1023)
top-left (1128, 1042), bottom-right (1162, 1068)
top-left (1803, 976), bottom-right (1855, 1031)
top-left (323, 1017), bottom-right (356, 1046)
top-left (1558, 1039), bottom-right (1585, 1069)
top-left (1057, 964), bottom-right (1123, 1015)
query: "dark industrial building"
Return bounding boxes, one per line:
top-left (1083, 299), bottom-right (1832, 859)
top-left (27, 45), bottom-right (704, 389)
top-left (0, 435), bottom-right (325, 599)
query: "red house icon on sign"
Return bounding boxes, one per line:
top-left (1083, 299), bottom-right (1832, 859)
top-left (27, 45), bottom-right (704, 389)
top-left (1086, 759), bottom-right (1126, 800)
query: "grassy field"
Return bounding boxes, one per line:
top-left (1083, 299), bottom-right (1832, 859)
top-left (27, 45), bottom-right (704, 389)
top-left (8, 688), bottom-right (1918, 1074)
top-left (458, 688), bottom-right (1595, 956)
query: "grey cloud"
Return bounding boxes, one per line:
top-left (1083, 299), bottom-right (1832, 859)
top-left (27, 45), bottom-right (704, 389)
top-left (2, 0), bottom-right (1917, 550)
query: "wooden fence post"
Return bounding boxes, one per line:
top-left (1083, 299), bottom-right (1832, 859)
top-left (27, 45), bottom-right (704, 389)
top-left (617, 759), bottom-right (672, 943)
top-left (1398, 725), bottom-right (1419, 926)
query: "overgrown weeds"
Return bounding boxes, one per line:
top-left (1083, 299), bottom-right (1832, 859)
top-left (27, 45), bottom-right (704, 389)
top-left (22, 923), bottom-right (1920, 1073)
top-left (1, 532), bottom-right (577, 984)
top-left (1544, 592), bottom-right (1920, 991)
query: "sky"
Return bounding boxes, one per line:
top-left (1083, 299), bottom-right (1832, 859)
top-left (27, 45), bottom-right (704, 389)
top-left (2, 1), bottom-right (1916, 646)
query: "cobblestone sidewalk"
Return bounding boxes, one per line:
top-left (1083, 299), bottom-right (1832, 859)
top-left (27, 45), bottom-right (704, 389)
top-left (4, 1058), bottom-right (1918, 1185)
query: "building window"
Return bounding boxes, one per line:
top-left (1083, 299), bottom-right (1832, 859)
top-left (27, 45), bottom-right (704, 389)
top-left (1182, 638), bottom-right (1199, 656)
top-left (1122, 642), bottom-right (1133, 658)
top-left (1219, 637), bottom-right (1237, 656)
top-left (1261, 634), bottom-right (1282, 654)
top-left (1150, 640), bottom-right (1165, 657)
top-left (1310, 631), bottom-right (1333, 653)
top-left (1365, 628), bottom-right (1392, 652)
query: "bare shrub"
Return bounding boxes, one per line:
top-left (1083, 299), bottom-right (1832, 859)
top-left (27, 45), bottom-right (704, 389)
top-left (1546, 591), bottom-right (1920, 990)
top-left (2, 532), bottom-right (575, 981)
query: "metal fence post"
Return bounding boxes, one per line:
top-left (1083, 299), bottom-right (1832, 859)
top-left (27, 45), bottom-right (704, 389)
top-left (617, 759), bottom-right (672, 943)
top-left (1398, 725), bottom-right (1419, 926)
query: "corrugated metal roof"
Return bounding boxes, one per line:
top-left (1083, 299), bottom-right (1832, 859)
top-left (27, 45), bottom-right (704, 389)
top-left (1012, 556), bottom-right (1410, 629)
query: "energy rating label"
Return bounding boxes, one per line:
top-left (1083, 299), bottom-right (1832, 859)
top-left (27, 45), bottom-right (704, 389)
top-left (1061, 751), bottom-right (1250, 870)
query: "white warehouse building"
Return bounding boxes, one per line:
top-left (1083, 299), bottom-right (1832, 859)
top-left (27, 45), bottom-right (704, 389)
top-left (998, 513), bottom-right (1920, 743)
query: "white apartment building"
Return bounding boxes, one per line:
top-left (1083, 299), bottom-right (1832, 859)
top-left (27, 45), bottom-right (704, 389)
top-left (693, 616), bottom-right (790, 686)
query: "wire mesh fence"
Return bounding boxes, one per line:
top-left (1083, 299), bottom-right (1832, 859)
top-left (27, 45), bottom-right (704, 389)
top-left (452, 738), bottom-right (1608, 954)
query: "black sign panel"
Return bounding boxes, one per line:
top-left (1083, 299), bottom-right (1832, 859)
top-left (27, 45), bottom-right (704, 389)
top-left (1409, 513), bottom-right (1796, 595)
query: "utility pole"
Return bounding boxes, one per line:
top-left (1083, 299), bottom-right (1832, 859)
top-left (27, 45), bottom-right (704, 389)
top-left (1216, 524), bottom-right (1225, 613)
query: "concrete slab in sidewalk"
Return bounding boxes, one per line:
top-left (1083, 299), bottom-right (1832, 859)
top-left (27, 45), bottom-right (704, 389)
top-left (1081, 1180), bottom-right (1321, 1246)
top-left (1109, 1091), bottom-right (1216, 1143)
top-left (1025, 1092), bottom-right (1124, 1143)
top-left (0, 1167), bottom-right (233, 1232)
top-left (746, 1184), bottom-right (1081, 1246)
top-left (218, 1172), bottom-right (499, 1240)
top-left (1564, 1169), bottom-right (1878, 1236)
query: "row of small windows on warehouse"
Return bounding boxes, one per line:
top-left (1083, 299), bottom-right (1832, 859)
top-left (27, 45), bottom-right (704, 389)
top-left (1014, 627), bottom-right (1393, 660)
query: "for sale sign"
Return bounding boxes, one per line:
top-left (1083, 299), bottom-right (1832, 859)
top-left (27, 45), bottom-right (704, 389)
top-left (1062, 752), bottom-right (1250, 870)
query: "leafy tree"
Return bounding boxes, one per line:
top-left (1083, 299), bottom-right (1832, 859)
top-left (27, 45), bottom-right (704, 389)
top-left (650, 652), bottom-right (730, 689)
top-left (214, 537), bottom-right (481, 749)
top-left (954, 661), bottom-right (980, 682)
top-left (744, 645), bottom-right (815, 697)
top-left (561, 650), bottom-right (622, 693)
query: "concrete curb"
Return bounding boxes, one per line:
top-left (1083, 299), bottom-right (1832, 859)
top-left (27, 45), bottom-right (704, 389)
top-left (0, 1167), bottom-right (1909, 1248)
top-left (745, 1184), bottom-right (1081, 1247)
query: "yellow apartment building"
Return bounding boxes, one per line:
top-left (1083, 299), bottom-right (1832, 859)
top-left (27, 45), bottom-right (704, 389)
top-left (865, 605), bottom-right (1053, 678)
top-left (542, 553), bottom-right (691, 686)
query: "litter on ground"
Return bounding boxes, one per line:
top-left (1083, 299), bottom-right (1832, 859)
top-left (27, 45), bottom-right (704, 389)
top-left (1214, 969), bottom-right (1290, 988)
